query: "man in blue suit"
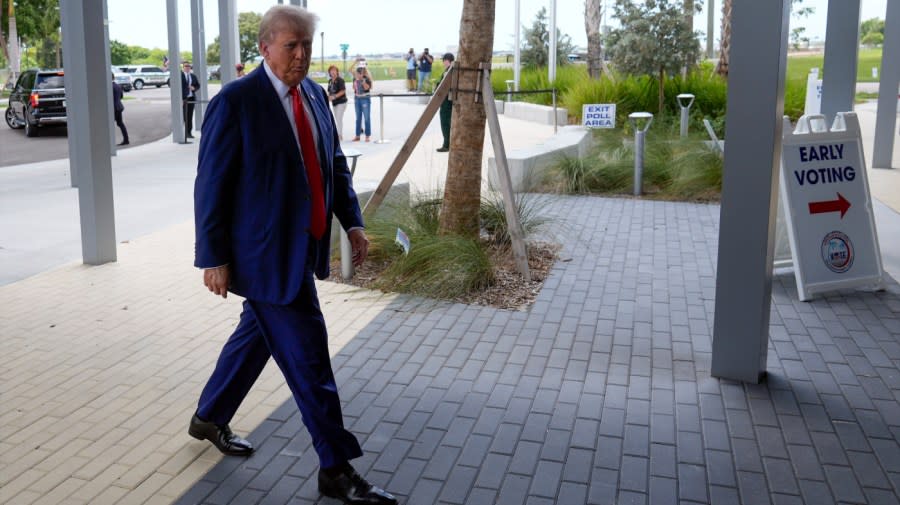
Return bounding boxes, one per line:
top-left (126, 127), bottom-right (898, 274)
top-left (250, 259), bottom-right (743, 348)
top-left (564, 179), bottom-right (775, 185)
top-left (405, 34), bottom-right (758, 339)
top-left (190, 6), bottom-right (397, 504)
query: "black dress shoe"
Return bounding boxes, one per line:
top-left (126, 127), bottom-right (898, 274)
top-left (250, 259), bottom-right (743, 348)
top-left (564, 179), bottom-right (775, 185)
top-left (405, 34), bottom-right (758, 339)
top-left (318, 466), bottom-right (398, 504)
top-left (186, 134), bottom-right (195, 139)
top-left (118, 140), bottom-right (129, 146)
top-left (188, 414), bottom-right (254, 456)
top-left (436, 146), bottom-right (449, 152)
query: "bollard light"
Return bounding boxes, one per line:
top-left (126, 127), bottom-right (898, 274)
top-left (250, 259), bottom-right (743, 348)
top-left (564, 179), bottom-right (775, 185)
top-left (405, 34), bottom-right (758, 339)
top-left (629, 112), bottom-right (653, 196)
top-left (676, 93), bottom-right (695, 138)
top-left (505, 79), bottom-right (515, 102)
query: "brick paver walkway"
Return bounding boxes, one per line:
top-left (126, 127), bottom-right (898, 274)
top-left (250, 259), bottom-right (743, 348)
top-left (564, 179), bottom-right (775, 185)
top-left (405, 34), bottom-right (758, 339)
top-left (164, 196), bottom-right (900, 505)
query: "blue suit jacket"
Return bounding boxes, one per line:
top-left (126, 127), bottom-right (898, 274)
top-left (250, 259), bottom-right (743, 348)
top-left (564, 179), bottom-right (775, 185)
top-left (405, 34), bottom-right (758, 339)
top-left (194, 67), bottom-right (364, 305)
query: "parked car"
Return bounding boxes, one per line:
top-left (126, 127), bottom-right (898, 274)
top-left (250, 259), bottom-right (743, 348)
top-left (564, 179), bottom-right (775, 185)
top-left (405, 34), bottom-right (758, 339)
top-left (5, 68), bottom-right (67, 137)
top-left (207, 64), bottom-right (221, 81)
top-left (111, 65), bottom-right (132, 92)
top-left (119, 65), bottom-right (170, 90)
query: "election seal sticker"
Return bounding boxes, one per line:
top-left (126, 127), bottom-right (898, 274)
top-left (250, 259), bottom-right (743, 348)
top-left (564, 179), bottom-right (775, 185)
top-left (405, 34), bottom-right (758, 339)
top-left (821, 231), bottom-right (854, 273)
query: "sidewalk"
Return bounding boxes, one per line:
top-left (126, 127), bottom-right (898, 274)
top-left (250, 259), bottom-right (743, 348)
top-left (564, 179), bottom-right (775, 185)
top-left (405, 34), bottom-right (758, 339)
top-left (2, 86), bottom-right (900, 504)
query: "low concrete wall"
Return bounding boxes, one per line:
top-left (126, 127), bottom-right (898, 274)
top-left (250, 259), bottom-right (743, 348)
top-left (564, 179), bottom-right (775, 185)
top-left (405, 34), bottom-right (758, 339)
top-left (503, 101), bottom-right (568, 126)
top-left (487, 125), bottom-right (593, 192)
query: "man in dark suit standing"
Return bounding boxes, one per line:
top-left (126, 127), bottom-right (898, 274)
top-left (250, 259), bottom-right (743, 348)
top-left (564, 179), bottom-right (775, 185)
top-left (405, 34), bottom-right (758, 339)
top-left (111, 73), bottom-right (129, 146)
top-left (181, 61), bottom-right (200, 139)
top-left (190, 5), bottom-right (397, 505)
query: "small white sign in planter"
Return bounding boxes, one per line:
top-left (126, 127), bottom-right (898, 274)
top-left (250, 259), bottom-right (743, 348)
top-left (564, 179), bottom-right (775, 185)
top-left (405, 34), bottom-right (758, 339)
top-left (779, 112), bottom-right (884, 301)
top-left (582, 104), bottom-right (616, 128)
top-left (804, 68), bottom-right (823, 115)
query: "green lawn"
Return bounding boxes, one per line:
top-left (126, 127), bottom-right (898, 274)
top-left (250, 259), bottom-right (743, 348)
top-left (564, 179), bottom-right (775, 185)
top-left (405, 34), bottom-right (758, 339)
top-left (786, 47), bottom-right (883, 83)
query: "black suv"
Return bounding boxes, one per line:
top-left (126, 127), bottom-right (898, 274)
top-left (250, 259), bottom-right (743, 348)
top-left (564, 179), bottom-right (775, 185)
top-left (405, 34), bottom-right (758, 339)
top-left (4, 69), bottom-right (67, 137)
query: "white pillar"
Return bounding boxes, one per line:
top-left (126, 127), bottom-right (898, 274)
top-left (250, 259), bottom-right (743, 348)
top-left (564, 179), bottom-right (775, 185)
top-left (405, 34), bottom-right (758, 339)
top-left (191, 0), bottom-right (208, 127)
top-left (820, 0), bottom-right (861, 123)
top-left (514, 0), bottom-right (521, 91)
top-left (711, 0), bottom-right (791, 383)
top-left (548, 0), bottom-right (557, 83)
top-left (60, 0), bottom-right (117, 265)
top-left (166, 0), bottom-right (185, 143)
top-left (218, 0), bottom-right (238, 83)
top-left (873, 0), bottom-right (900, 169)
top-left (707, 0), bottom-right (715, 59)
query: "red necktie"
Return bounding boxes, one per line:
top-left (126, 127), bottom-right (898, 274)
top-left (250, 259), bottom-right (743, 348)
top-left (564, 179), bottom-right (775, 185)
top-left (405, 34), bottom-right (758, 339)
top-left (289, 86), bottom-right (326, 240)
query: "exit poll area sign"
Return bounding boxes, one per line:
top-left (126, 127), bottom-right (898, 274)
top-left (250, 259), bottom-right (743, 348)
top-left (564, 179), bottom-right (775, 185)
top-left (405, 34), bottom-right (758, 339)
top-left (779, 113), bottom-right (884, 301)
top-left (582, 104), bottom-right (616, 128)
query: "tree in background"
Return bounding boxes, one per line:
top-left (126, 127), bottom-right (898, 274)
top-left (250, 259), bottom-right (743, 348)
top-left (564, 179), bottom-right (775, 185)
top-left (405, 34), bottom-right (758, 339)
top-left (110, 40), bottom-right (131, 66)
top-left (2, 0), bottom-right (60, 68)
top-left (718, 0), bottom-right (812, 77)
top-left (584, 0), bottom-right (613, 79)
top-left (207, 11), bottom-right (261, 65)
top-left (860, 17), bottom-right (885, 46)
top-left (789, 0), bottom-right (814, 50)
top-left (521, 6), bottom-right (575, 69)
top-left (439, 0), bottom-right (496, 238)
top-left (606, 0), bottom-right (701, 113)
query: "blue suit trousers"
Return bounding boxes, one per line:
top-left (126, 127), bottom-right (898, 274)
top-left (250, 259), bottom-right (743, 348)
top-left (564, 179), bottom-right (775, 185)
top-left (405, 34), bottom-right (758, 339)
top-left (196, 268), bottom-right (363, 468)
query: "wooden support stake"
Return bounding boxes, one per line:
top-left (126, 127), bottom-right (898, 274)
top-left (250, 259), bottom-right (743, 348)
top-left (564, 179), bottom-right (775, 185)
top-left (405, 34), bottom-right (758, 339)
top-left (481, 66), bottom-right (531, 282)
top-left (361, 64), bottom-right (455, 219)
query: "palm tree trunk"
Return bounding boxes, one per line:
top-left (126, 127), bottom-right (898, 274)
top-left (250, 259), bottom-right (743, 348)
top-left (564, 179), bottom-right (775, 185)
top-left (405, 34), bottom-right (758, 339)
top-left (717, 0), bottom-right (732, 77)
top-left (584, 0), bottom-right (603, 79)
top-left (438, 0), bottom-right (496, 238)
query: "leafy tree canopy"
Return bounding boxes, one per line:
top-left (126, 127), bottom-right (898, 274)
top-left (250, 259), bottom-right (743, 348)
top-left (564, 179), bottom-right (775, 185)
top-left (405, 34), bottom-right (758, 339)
top-left (521, 6), bottom-right (575, 69)
top-left (860, 17), bottom-right (884, 39)
top-left (605, 0), bottom-right (700, 78)
top-left (208, 11), bottom-right (261, 65)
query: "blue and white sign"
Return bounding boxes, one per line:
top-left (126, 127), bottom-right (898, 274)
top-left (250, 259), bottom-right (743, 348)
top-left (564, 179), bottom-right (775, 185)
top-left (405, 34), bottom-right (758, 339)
top-left (582, 104), bottom-right (616, 129)
top-left (804, 68), bottom-right (822, 115)
top-left (779, 112), bottom-right (884, 301)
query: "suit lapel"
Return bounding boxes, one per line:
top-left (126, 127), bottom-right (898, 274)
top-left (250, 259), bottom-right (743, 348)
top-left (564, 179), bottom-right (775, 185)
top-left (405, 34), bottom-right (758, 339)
top-left (256, 68), bottom-right (302, 162)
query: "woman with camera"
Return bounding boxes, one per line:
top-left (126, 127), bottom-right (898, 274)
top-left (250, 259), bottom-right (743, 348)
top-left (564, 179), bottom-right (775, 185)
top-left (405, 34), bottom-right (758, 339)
top-left (352, 64), bottom-right (373, 142)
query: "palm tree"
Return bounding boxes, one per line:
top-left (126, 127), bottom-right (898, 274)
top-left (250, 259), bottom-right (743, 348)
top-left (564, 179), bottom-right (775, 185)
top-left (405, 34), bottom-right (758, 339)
top-left (438, 0), bottom-right (496, 238)
top-left (716, 0), bottom-right (732, 77)
top-left (584, 0), bottom-right (604, 79)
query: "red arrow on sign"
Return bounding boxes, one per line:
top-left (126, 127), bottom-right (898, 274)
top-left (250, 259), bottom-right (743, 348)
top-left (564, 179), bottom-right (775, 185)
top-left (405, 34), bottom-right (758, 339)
top-left (808, 192), bottom-right (851, 218)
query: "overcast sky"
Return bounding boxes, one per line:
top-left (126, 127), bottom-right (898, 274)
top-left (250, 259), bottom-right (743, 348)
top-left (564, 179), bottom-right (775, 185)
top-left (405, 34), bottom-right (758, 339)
top-left (106, 0), bottom-right (890, 58)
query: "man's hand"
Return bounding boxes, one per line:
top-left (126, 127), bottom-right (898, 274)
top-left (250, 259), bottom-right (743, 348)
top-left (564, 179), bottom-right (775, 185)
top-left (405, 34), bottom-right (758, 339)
top-left (203, 265), bottom-right (230, 298)
top-left (348, 229), bottom-right (369, 267)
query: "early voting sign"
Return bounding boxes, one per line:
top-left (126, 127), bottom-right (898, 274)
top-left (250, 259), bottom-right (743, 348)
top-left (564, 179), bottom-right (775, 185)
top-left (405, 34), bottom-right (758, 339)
top-left (582, 104), bottom-right (616, 128)
top-left (779, 112), bottom-right (884, 301)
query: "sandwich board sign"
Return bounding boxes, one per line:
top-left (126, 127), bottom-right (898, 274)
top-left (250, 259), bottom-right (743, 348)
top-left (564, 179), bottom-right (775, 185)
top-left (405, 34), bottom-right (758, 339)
top-left (582, 104), bottom-right (616, 128)
top-left (779, 112), bottom-right (884, 301)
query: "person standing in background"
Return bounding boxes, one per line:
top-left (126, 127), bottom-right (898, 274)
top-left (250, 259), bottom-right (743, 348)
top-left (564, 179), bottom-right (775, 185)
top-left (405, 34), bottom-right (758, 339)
top-left (404, 48), bottom-right (417, 91)
top-left (352, 63), bottom-right (372, 142)
top-left (235, 63), bottom-right (246, 77)
top-left (436, 53), bottom-right (454, 153)
top-left (111, 73), bottom-right (129, 146)
top-left (181, 61), bottom-right (200, 139)
top-left (417, 47), bottom-right (433, 92)
top-left (327, 65), bottom-right (347, 140)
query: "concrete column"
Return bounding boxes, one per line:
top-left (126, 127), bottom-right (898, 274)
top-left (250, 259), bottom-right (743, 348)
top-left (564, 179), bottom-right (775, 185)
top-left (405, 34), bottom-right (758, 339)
top-left (103, 0), bottom-right (116, 155)
top-left (711, 0), bottom-right (791, 383)
top-left (514, 0), bottom-right (520, 91)
top-left (707, 0), bottom-right (715, 59)
top-left (873, 0), bottom-right (900, 169)
top-left (166, 0), bottom-right (185, 143)
top-left (820, 0), bottom-right (861, 123)
top-left (60, 0), bottom-right (117, 265)
top-left (218, 0), bottom-right (238, 84)
top-left (548, 0), bottom-right (557, 83)
top-left (191, 0), bottom-right (208, 128)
